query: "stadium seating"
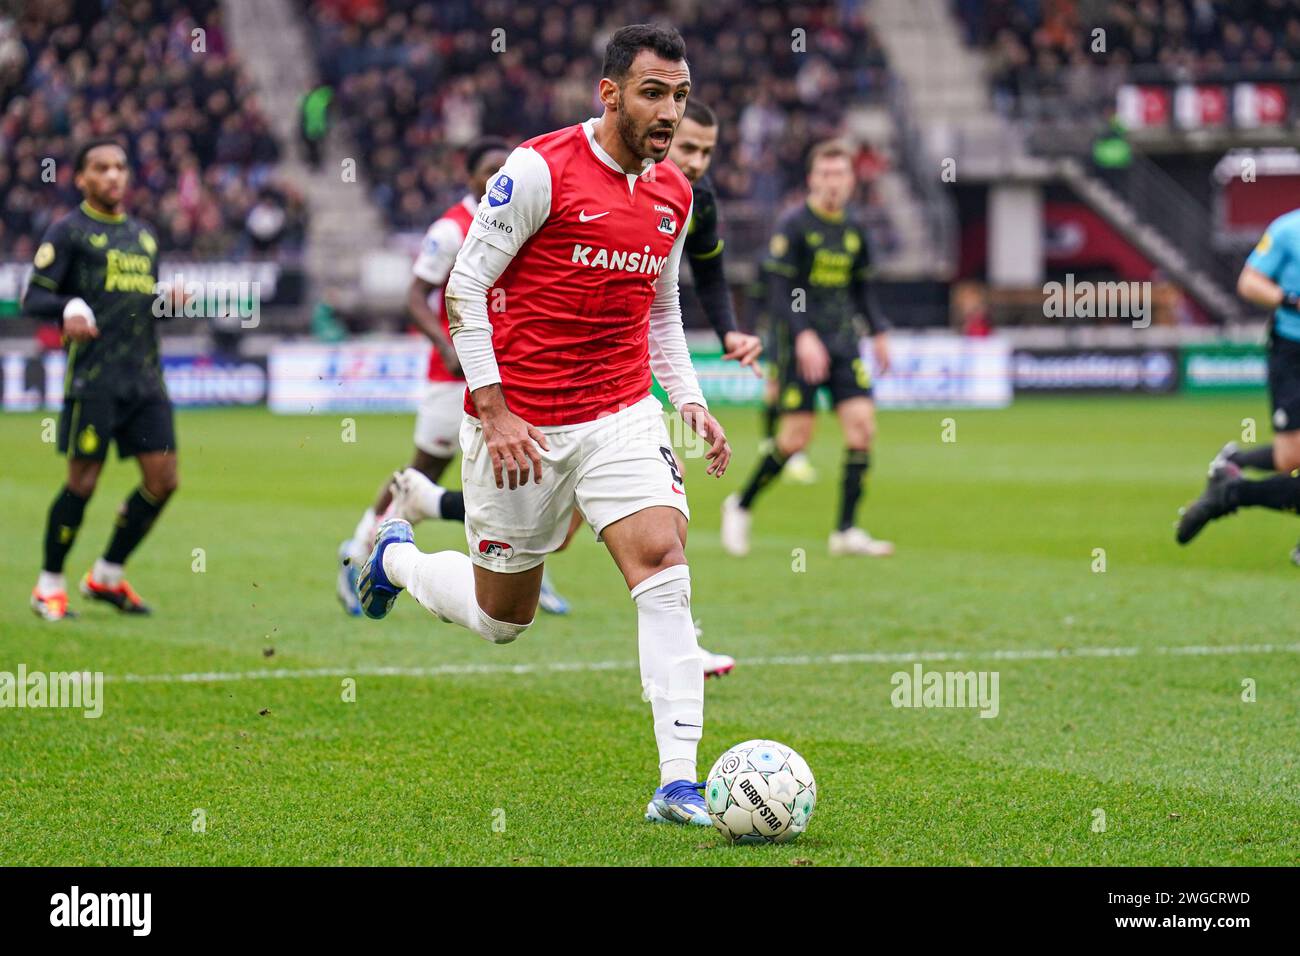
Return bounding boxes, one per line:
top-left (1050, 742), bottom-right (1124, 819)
top-left (953, 0), bottom-right (1300, 120)
top-left (0, 0), bottom-right (304, 260)
top-left (300, 0), bottom-right (892, 230)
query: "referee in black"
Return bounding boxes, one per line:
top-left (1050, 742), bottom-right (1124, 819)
top-left (24, 139), bottom-right (179, 619)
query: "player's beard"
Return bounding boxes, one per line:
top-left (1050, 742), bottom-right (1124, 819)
top-left (616, 101), bottom-right (669, 166)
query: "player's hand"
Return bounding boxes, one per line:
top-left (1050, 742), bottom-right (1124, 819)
top-left (794, 329), bottom-right (829, 385)
top-left (871, 332), bottom-right (891, 376)
top-left (680, 402), bottom-right (731, 477)
top-left (722, 331), bottom-right (764, 377)
top-left (481, 406), bottom-right (549, 490)
top-left (62, 298), bottom-right (98, 342)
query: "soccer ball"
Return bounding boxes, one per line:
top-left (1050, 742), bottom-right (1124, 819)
top-left (705, 739), bottom-right (816, 844)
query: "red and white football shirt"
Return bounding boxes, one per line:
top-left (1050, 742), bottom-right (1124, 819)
top-left (411, 196), bottom-right (474, 383)
top-left (451, 120), bottom-right (698, 426)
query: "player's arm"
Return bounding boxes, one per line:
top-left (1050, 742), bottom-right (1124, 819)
top-left (684, 191), bottom-right (760, 372)
top-left (650, 196), bottom-right (731, 477)
top-left (1239, 224), bottom-right (1298, 312)
top-left (764, 216), bottom-right (827, 383)
top-left (689, 244), bottom-right (762, 374)
top-left (850, 225), bottom-right (892, 374)
top-left (22, 221), bottom-right (97, 341)
top-left (445, 147), bottom-right (551, 490)
top-left (409, 217), bottom-right (467, 375)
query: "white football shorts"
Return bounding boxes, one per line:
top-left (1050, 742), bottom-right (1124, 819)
top-left (460, 394), bottom-right (689, 573)
top-left (413, 381), bottom-right (467, 457)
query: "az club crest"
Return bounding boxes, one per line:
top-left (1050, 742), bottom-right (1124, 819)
top-left (478, 539), bottom-right (515, 560)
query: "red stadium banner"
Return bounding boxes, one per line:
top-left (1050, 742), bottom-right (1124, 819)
top-left (1120, 82), bottom-right (1288, 130)
top-left (1117, 84), bottom-right (1171, 130)
top-left (1233, 83), bottom-right (1288, 128)
top-left (1174, 84), bottom-right (1228, 129)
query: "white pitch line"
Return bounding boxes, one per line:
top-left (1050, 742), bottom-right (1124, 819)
top-left (105, 642), bottom-right (1300, 686)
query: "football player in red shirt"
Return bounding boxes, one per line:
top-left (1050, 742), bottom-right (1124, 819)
top-left (359, 25), bottom-right (729, 827)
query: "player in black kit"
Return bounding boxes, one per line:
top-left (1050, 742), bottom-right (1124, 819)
top-left (23, 139), bottom-right (180, 620)
top-left (722, 139), bottom-right (894, 557)
top-left (669, 99), bottom-right (763, 369)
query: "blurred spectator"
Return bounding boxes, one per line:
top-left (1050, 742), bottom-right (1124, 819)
top-left (0, 1), bottom-right (300, 259)
top-left (959, 0), bottom-right (1300, 119)
top-left (300, 0), bottom-right (891, 228)
top-left (300, 83), bottom-right (332, 168)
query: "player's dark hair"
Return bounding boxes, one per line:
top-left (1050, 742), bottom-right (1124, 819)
top-left (466, 137), bottom-right (510, 176)
top-left (683, 100), bottom-right (716, 127)
top-left (602, 23), bottom-right (687, 84)
top-left (75, 137), bottom-right (128, 172)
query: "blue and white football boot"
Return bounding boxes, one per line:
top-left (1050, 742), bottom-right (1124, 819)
top-left (537, 568), bottom-right (571, 615)
top-left (336, 540), bottom-right (362, 617)
top-left (358, 518), bottom-right (415, 620)
top-left (645, 780), bottom-right (711, 826)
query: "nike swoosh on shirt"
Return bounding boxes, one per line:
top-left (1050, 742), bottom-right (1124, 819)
top-left (578, 210), bottom-right (610, 222)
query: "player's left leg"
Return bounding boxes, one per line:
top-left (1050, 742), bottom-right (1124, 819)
top-left (827, 353), bottom-right (893, 556)
top-left (81, 395), bottom-right (179, 614)
top-left (601, 506), bottom-right (708, 826)
top-left (82, 449), bottom-right (178, 614)
top-left (724, 378), bottom-right (815, 557)
top-left (828, 397), bottom-right (892, 556)
top-left (574, 396), bottom-right (708, 825)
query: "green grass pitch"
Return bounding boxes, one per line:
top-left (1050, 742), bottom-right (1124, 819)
top-left (0, 396), bottom-right (1296, 866)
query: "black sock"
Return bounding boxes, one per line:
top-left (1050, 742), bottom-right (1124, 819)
top-left (103, 486), bottom-right (167, 565)
top-left (738, 448), bottom-right (788, 510)
top-left (762, 404), bottom-right (779, 439)
top-left (837, 449), bottom-right (870, 531)
top-left (1234, 475), bottom-right (1300, 511)
top-left (43, 486), bottom-right (89, 574)
top-left (440, 490), bottom-right (465, 522)
top-left (1229, 444), bottom-right (1275, 471)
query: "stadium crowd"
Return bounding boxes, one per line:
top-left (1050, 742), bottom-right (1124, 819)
top-left (955, 0), bottom-right (1300, 117)
top-left (302, 0), bottom-right (892, 231)
top-left (0, 0), bottom-right (304, 261)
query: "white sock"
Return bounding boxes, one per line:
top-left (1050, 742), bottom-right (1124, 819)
top-left (632, 565), bottom-right (703, 785)
top-left (402, 468), bottom-right (445, 522)
top-left (383, 543), bottom-right (530, 645)
top-left (348, 508), bottom-right (378, 565)
top-left (92, 559), bottom-right (124, 587)
top-left (36, 571), bottom-right (66, 595)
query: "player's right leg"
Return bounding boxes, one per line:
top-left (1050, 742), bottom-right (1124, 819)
top-left (341, 458), bottom-right (456, 614)
top-left (339, 381), bottom-right (464, 614)
top-left (1179, 352), bottom-right (1300, 547)
top-left (724, 392), bottom-right (814, 556)
top-left (358, 414), bottom-right (576, 641)
top-left (33, 397), bottom-right (109, 620)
